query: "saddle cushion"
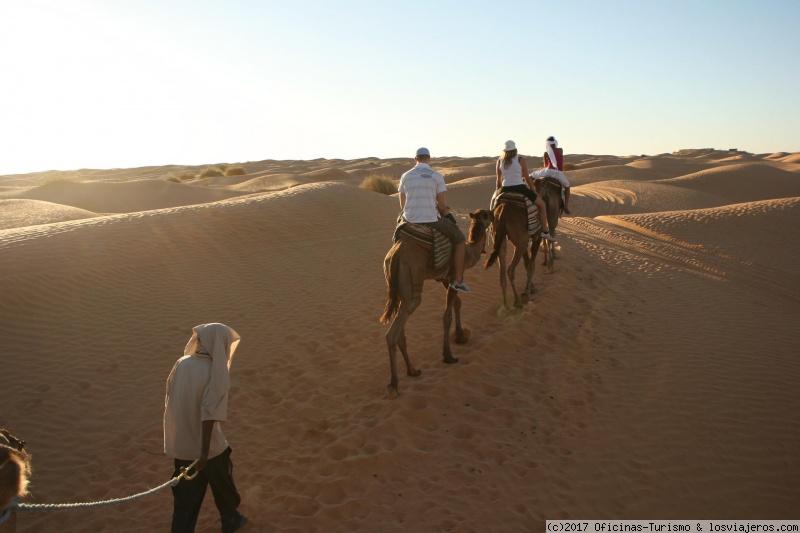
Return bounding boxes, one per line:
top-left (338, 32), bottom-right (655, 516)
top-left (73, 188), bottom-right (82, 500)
top-left (393, 217), bottom-right (453, 270)
top-left (490, 191), bottom-right (541, 235)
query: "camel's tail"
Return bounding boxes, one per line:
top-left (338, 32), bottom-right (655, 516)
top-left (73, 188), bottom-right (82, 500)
top-left (484, 205), bottom-right (505, 269)
top-left (380, 250), bottom-right (401, 324)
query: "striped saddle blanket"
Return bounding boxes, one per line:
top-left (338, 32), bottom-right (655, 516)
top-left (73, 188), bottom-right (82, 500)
top-left (393, 216), bottom-right (453, 271)
top-left (490, 191), bottom-right (541, 235)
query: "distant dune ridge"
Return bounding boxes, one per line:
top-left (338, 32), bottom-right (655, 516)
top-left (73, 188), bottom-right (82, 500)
top-left (1, 148), bottom-right (799, 531)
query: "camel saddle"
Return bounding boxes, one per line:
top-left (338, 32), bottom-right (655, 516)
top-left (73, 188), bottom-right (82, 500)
top-left (392, 215), bottom-right (453, 271)
top-left (538, 177), bottom-right (566, 210)
top-left (490, 191), bottom-right (541, 235)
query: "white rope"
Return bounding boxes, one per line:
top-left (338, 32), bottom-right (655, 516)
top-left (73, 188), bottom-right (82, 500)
top-left (9, 460), bottom-right (198, 514)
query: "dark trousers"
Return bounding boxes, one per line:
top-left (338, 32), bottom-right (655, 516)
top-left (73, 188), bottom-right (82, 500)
top-left (501, 184), bottom-right (538, 203)
top-left (171, 447), bottom-right (242, 533)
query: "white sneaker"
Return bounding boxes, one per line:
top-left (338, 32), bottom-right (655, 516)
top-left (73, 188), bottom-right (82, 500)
top-left (449, 280), bottom-right (471, 293)
top-left (541, 232), bottom-right (555, 242)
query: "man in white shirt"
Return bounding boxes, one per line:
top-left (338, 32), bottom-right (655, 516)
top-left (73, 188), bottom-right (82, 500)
top-left (164, 323), bottom-right (247, 533)
top-left (398, 147), bottom-right (470, 292)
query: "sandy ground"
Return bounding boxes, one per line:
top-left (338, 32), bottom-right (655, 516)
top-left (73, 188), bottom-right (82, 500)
top-left (1, 148), bottom-right (799, 532)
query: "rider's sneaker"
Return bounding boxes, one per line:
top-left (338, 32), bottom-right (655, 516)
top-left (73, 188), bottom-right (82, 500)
top-left (450, 280), bottom-right (472, 293)
top-left (541, 231), bottom-right (555, 242)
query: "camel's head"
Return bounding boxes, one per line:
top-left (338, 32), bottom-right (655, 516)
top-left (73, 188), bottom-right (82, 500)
top-left (467, 209), bottom-right (494, 249)
top-left (468, 209), bottom-right (494, 229)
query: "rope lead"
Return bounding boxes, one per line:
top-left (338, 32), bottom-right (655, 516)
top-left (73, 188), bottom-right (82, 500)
top-left (7, 459), bottom-right (199, 514)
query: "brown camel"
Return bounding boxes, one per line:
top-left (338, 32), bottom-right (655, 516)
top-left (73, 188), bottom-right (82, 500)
top-left (484, 200), bottom-right (543, 308)
top-left (380, 209), bottom-right (494, 397)
top-left (0, 430), bottom-right (30, 533)
top-left (535, 177), bottom-right (562, 269)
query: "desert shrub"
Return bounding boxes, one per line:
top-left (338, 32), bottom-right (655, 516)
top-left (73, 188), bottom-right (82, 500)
top-left (360, 175), bottom-right (397, 195)
top-left (166, 175), bottom-right (181, 183)
top-left (564, 163), bottom-right (578, 171)
top-left (198, 167), bottom-right (224, 179)
top-left (224, 166), bottom-right (247, 176)
top-left (177, 171), bottom-right (196, 181)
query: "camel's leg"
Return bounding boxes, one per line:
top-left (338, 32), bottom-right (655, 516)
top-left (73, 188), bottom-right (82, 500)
top-left (397, 328), bottom-right (421, 378)
top-left (549, 202), bottom-right (559, 261)
top-left (541, 234), bottom-right (551, 266)
top-left (385, 297), bottom-right (419, 398)
top-left (441, 286), bottom-right (460, 364)
top-left (385, 310), bottom-right (406, 398)
top-left (507, 241), bottom-right (526, 308)
top-left (527, 237), bottom-right (541, 295)
top-left (544, 238), bottom-right (555, 271)
top-left (498, 238), bottom-right (509, 308)
top-left (441, 281), bottom-right (467, 344)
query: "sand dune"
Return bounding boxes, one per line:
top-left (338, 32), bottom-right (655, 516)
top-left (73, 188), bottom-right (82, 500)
top-left (299, 167), bottom-right (356, 182)
top-left (3, 179), bottom-right (249, 213)
top-left (656, 162), bottom-right (800, 203)
top-left (227, 174), bottom-right (310, 193)
top-left (0, 199), bottom-right (99, 230)
top-left (343, 163), bottom-right (413, 181)
top-left (1, 149), bottom-right (799, 532)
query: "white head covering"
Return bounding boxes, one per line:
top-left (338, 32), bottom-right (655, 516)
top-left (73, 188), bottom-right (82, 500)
top-left (546, 136), bottom-right (558, 167)
top-left (183, 323), bottom-right (241, 421)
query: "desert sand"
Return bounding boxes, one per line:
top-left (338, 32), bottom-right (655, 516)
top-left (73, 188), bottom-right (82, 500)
top-left (1, 148), bottom-right (799, 532)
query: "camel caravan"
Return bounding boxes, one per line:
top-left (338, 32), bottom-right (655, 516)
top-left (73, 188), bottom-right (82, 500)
top-left (381, 140), bottom-right (569, 396)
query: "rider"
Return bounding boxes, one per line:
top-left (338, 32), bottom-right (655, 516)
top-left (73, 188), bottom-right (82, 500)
top-left (495, 140), bottom-right (555, 241)
top-left (398, 147), bottom-right (471, 293)
top-left (529, 136), bottom-right (571, 214)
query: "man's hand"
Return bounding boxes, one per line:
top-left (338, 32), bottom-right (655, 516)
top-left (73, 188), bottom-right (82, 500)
top-left (196, 451), bottom-right (209, 472)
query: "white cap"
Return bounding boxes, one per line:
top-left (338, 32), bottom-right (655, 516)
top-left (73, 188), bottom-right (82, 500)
top-left (504, 140), bottom-right (516, 151)
top-left (416, 147), bottom-right (430, 157)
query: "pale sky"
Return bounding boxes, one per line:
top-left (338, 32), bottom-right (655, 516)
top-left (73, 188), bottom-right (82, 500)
top-left (1, 0), bottom-right (798, 175)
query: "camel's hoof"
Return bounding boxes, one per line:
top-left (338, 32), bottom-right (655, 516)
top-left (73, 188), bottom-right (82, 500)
top-left (514, 301), bottom-right (523, 309)
top-left (408, 369), bottom-right (422, 378)
top-left (452, 327), bottom-right (471, 344)
top-left (386, 384), bottom-right (399, 399)
top-left (443, 356), bottom-right (459, 365)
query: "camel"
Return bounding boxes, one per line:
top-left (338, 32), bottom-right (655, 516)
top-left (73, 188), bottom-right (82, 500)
top-left (484, 199), bottom-right (543, 308)
top-left (380, 209), bottom-right (494, 397)
top-left (0, 430), bottom-right (30, 533)
top-left (535, 177), bottom-right (562, 269)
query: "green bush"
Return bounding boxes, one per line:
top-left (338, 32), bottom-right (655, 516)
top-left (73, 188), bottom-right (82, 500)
top-left (224, 166), bottom-right (247, 176)
top-left (360, 175), bottom-right (397, 195)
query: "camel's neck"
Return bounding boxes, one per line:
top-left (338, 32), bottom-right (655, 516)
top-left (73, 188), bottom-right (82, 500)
top-left (464, 231), bottom-right (488, 270)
